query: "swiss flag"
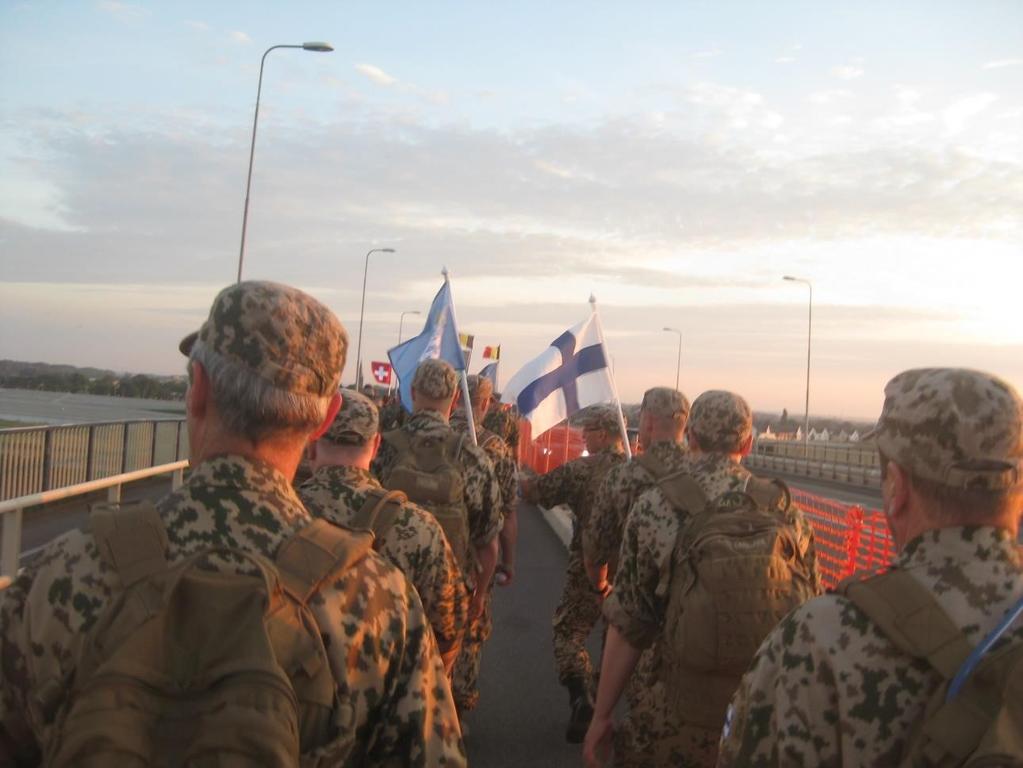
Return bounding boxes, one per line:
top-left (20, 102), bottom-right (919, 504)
top-left (371, 361), bottom-right (392, 385)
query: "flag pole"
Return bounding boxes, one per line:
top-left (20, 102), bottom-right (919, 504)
top-left (444, 267), bottom-right (479, 447)
top-left (590, 293), bottom-right (632, 460)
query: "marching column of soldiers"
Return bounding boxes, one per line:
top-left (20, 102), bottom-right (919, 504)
top-left (1, 279), bottom-right (1021, 767)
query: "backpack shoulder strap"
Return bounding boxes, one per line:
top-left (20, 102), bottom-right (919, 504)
top-left (744, 476), bottom-right (791, 515)
top-left (655, 470), bottom-right (709, 519)
top-left (89, 500), bottom-right (168, 586)
top-left (275, 519), bottom-right (374, 605)
top-left (351, 488), bottom-right (407, 544)
top-left (839, 569), bottom-right (973, 679)
top-left (383, 428), bottom-right (411, 454)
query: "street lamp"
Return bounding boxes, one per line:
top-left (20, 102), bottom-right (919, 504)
top-left (783, 275), bottom-right (813, 459)
top-left (355, 247), bottom-right (396, 388)
top-left (237, 41), bottom-right (334, 283)
top-left (398, 310), bottom-right (421, 345)
top-left (663, 327), bottom-right (682, 390)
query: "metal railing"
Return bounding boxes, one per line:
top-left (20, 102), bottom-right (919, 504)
top-left (0, 461), bottom-right (189, 580)
top-left (0, 419), bottom-right (187, 501)
top-left (744, 452), bottom-right (881, 488)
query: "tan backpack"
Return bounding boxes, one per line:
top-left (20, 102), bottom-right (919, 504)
top-left (657, 472), bottom-right (817, 730)
top-left (381, 429), bottom-right (470, 570)
top-left (841, 570), bottom-right (1023, 767)
top-left (43, 501), bottom-right (373, 768)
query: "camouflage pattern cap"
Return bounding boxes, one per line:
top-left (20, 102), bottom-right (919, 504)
top-left (412, 358), bottom-right (458, 400)
top-left (868, 367), bottom-right (1023, 490)
top-left (688, 390), bottom-right (752, 453)
top-left (641, 387), bottom-right (690, 422)
top-left (322, 388), bottom-right (379, 445)
top-left (580, 403), bottom-right (624, 433)
top-left (179, 281), bottom-right (346, 397)
top-left (466, 374), bottom-right (494, 404)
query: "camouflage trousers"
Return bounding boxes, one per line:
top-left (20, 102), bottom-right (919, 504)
top-left (611, 643), bottom-right (719, 767)
top-left (553, 546), bottom-right (603, 686)
top-left (451, 585), bottom-right (493, 712)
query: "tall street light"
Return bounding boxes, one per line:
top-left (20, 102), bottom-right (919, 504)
top-left (355, 247), bottom-right (396, 388)
top-left (663, 327), bottom-right (682, 390)
top-left (237, 41), bottom-right (334, 283)
top-left (398, 310), bottom-right (421, 345)
top-left (783, 275), bottom-right (813, 459)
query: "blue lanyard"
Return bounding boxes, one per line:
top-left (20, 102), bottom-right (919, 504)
top-left (947, 593), bottom-right (1023, 701)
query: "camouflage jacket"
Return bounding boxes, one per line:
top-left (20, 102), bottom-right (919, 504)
top-left (450, 412), bottom-right (518, 523)
top-left (298, 464), bottom-right (469, 666)
top-left (604, 452), bottom-right (818, 649)
top-left (529, 445), bottom-right (626, 552)
top-left (0, 454), bottom-right (465, 767)
top-left (584, 440), bottom-right (687, 574)
top-left (718, 525), bottom-right (1023, 767)
top-left (482, 407), bottom-right (520, 456)
top-left (372, 409), bottom-right (502, 554)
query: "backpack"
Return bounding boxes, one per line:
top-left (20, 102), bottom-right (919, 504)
top-left (44, 500), bottom-right (373, 768)
top-left (840, 570), bottom-right (1023, 767)
top-left (656, 471), bottom-right (817, 730)
top-left (349, 488), bottom-right (408, 546)
top-left (381, 428), bottom-right (470, 571)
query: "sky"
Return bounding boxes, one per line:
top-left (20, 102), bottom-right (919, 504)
top-left (1, 1), bottom-right (1021, 420)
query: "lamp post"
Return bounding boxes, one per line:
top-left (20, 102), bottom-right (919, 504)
top-left (355, 247), bottom-right (396, 389)
top-left (237, 41), bottom-right (333, 283)
top-left (663, 327), bottom-right (682, 390)
top-left (783, 275), bottom-right (813, 459)
top-left (398, 310), bottom-right (421, 345)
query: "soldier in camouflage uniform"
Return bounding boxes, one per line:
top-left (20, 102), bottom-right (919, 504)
top-left (581, 387), bottom-right (689, 766)
top-left (298, 387), bottom-right (469, 675)
top-left (0, 281), bottom-right (465, 766)
top-left (484, 401), bottom-right (521, 461)
top-left (718, 368), bottom-right (1023, 767)
top-left (372, 358), bottom-right (502, 716)
top-left (521, 404), bottom-right (628, 743)
top-left (448, 375), bottom-right (519, 717)
top-left (585, 390), bottom-right (819, 768)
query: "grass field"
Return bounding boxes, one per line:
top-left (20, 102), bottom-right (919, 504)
top-left (0, 420), bottom-right (36, 429)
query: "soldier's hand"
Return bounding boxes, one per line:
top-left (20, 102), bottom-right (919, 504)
top-left (468, 587), bottom-right (487, 621)
top-left (582, 714), bottom-right (614, 767)
top-left (494, 563), bottom-right (514, 587)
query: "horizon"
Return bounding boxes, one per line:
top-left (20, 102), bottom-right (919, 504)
top-left (2, 1), bottom-right (1021, 422)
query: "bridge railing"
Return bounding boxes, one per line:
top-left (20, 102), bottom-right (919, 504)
top-left (0, 419), bottom-right (188, 501)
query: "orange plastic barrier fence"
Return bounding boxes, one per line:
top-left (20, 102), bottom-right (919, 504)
top-left (517, 420), bottom-right (896, 589)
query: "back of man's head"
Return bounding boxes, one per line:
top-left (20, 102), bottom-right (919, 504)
top-left (180, 281), bottom-right (346, 443)
top-left (411, 359), bottom-right (458, 414)
top-left (313, 388), bottom-right (379, 467)
top-left (640, 387), bottom-right (690, 444)
top-left (687, 390), bottom-right (752, 454)
top-left (870, 367), bottom-right (1023, 522)
top-left (465, 374), bottom-right (493, 415)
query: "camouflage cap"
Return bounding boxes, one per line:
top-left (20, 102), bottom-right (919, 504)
top-left (868, 368), bottom-right (1023, 490)
top-left (641, 387), bottom-right (690, 423)
top-left (179, 281), bottom-right (346, 397)
top-left (466, 374), bottom-right (494, 404)
top-left (412, 358), bottom-right (458, 400)
top-left (580, 404), bottom-right (624, 433)
top-left (322, 388), bottom-right (379, 446)
top-left (688, 390), bottom-right (752, 453)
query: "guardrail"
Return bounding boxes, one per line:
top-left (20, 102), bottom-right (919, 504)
top-left (745, 452), bottom-right (880, 488)
top-left (0, 419), bottom-right (187, 501)
top-left (0, 460), bottom-right (189, 579)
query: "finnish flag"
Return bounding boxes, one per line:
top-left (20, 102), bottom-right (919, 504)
top-left (502, 314), bottom-right (616, 438)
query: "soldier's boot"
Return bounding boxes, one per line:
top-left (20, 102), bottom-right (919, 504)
top-left (564, 676), bottom-right (594, 744)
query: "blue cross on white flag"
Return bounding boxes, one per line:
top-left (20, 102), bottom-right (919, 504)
top-left (501, 313), bottom-right (616, 438)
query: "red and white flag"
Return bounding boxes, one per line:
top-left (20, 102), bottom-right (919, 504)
top-left (371, 361), bottom-right (393, 385)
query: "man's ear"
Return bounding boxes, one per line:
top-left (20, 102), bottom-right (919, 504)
top-left (187, 360), bottom-right (210, 419)
top-left (739, 433), bottom-right (754, 457)
top-left (309, 392), bottom-right (342, 442)
top-left (885, 460), bottom-right (910, 515)
top-left (369, 432), bottom-right (382, 460)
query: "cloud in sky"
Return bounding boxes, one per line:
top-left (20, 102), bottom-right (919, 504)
top-left (229, 30), bottom-right (252, 45)
top-left (983, 58), bottom-right (1023, 70)
top-left (943, 92), bottom-right (998, 134)
top-left (96, 1), bottom-right (145, 20)
top-left (832, 65), bottom-right (865, 81)
top-left (185, 20), bottom-right (209, 33)
top-left (355, 63), bottom-right (397, 87)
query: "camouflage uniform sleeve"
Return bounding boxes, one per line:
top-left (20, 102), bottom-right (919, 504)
top-left (489, 447), bottom-right (518, 521)
top-left (396, 507), bottom-right (470, 664)
top-left (584, 464), bottom-right (630, 567)
top-left (786, 502), bottom-right (823, 595)
top-left (309, 551), bottom-right (465, 766)
top-left (718, 597), bottom-right (848, 767)
top-left (0, 570), bottom-right (38, 760)
top-left (533, 461), bottom-right (584, 510)
top-left (601, 490), bottom-right (671, 650)
top-left (462, 444), bottom-right (502, 548)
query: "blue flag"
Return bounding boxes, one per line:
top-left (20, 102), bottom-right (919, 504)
top-left (388, 280), bottom-right (465, 411)
top-left (478, 361), bottom-right (499, 390)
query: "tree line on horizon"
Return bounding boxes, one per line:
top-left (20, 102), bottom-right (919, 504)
top-left (0, 360), bottom-right (186, 401)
